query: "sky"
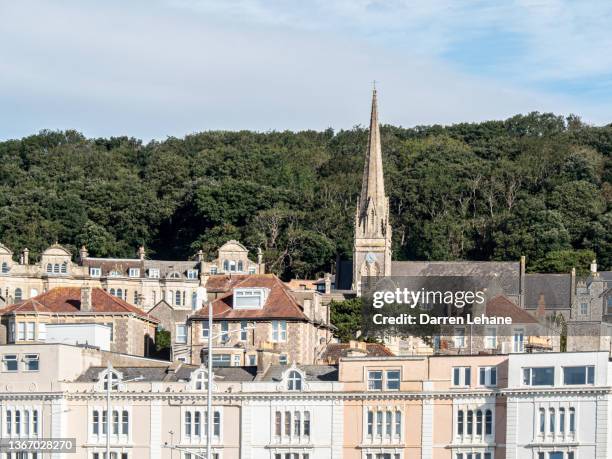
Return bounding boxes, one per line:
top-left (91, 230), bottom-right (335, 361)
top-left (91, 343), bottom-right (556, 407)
top-left (1, 0), bottom-right (611, 141)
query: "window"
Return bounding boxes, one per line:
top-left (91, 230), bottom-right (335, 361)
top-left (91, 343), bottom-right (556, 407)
top-left (103, 370), bottom-right (120, 391)
top-left (569, 408), bottom-right (575, 433)
top-left (33, 409), bottom-right (39, 434)
top-left (549, 408), bottom-right (555, 433)
top-left (234, 288), bottom-right (268, 309)
top-left (466, 410), bottom-right (473, 435)
top-left (479, 367), bottom-right (497, 387)
top-left (513, 329), bottom-right (525, 353)
top-left (240, 321), bottom-right (248, 341)
top-left (1, 261), bottom-right (8, 273)
top-left (454, 328), bottom-right (466, 348)
top-left (38, 323), bottom-right (47, 340)
top-left (539, 408), bottom-right (546, 433)
top-left (386, 370), bottom-right (400, 390)
top-left (191, 291), bottom-right (198, 310)
top-left (122, 410), bottom-right (129, 435)
top-left (485, 327), bottom-right (497, 349)
top-left (485, 409), bottom-right (492, 435)
top-left (168, 271), bottom-right (181, 279)
top-left (109, 270), bottom-right (122, 277)
top-left (14, 288), bottom-right (22, 302)
top-left (559, 408), bottom-right (565, 433)
top-left (476, 410), bottom-right (483, 435)
top-left (128, 268), bottom-right (140, 278)
top-left (248, 355), bottom-right (256, 366)
top-left (175, 290), bottom-right (182, 306)
top-left (18, 322), bottom-right (26, 340)
top-left (220, 321), bottom-right (229, 342)
top-left (275, 411), bottom-right (282, 436)
top-left (3, 354), bottom-right (18, 371)
top-left (26, 322), bottom-right (35, 340)
top-left (523, 367), bottom-right (554, 386)
top-left (90, 267), bottom-right (101, 277)
top-left (457, 410), bottom-right (464, 435)
top-left (287, 370), bottom-right (303, 391)
top-left (24, 354), bottom-right (39, 371)
top-left (368, 370), bottom-right (383, 390)
top-left (452, 367), bottom-right (471, 387)
top-left (211, 354), bottom-right (231, 367)
top-left (210, 266), bottom-right (218, 275)
top-left (148, 268), bottom-right (160, 278)
top-left (279, 354), bottom-right (288, 365)
top-left (563, 366), bottom-right (594, 385)
top-left (580, 302), bottom-right (588, 315)
top-left (304, 411), bottom-right (311, 436)
top-left (272, 320), bottom-right (287, 342)
top-left (176, 325), bottom-right (187, 344)
top-left (248, 267), bottom-right (256, 274)
top-left (187, 270), bottom-right (198, 279)
top-left (184, 412), bottom-right (192, 435)
top-left (202, 322), bottom-right (209, 339)
top-left (61, 262), bottom-right (67, 273)
top-left (113, 410), bottom-right (119, 434)
top-left (232, 354), bottom-right (240, 366)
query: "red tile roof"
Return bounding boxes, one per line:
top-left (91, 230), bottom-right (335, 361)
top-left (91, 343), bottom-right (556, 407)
top-left (205, 274), bottom-right (248, 293)
top-left (193, 274), bottom-right (308, 321)
top-left (0, 287), bottom-right (158, 322)
top-left (485, 295), bottom-right (538, 324)
top-left (321, 342), bottom-right (394, 363)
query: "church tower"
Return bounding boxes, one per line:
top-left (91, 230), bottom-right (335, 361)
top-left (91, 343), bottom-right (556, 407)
top-left (353, 89), bottom-right (392, 293)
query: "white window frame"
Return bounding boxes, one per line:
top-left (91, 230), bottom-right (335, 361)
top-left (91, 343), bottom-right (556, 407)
top-left (452, 367), bottom-right (471, 387)
top-left (478, 366), bottom-right (497, 387)
top-left (24, 353), bottom-right (40, 372)
top-left (3, 354), bottom-right (18, 372)
top-left (522, 367), bottom-right (555, 387)
top-left (187, 270), bottom-right (198, 280)
top-left (272, 320), bottom-right (287, 342)
top-left (90, 267), bottom-right (102, 277)
top-left (128, 268), bottom-right (140, 278)
top-left (148, 268), bottom-right (160, 279)
top-left (176, 324), bottom-right (187, 344)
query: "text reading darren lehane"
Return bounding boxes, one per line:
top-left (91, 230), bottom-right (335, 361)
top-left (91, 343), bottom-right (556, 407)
top-left (370, 287), bottom-right (513, 326)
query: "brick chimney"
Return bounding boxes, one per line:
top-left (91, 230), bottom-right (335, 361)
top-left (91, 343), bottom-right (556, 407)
top-left (81, 284), bottom-right (93, 312)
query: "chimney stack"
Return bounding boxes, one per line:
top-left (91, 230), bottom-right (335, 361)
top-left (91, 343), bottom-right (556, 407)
top-left (81, 284), bottom-right (93, 312)
top-left (79, 246), bottom-right (88, 261)
top-left (590, 259), bottom-right (598, 277)
top-left (196, 250), bottom-right (204, 262)
top-left (138, 246), bottom-right (146, 260)
top-left (324, 273), bottom-right (332, 294)
top-left (21, 248), bottom-right (29, 265)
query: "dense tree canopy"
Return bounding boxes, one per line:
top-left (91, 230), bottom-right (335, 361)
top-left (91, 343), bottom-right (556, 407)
top-left (0, 113), bottom-right (610, 279)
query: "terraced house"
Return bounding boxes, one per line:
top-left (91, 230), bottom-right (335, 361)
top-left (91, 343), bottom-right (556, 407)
top-left (2, 341), bottom-right (610, 459)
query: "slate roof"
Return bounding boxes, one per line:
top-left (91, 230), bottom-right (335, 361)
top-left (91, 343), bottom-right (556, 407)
top-left (391, 261), bottom-right (521, 296)
top-left (75, 365), bottom-right (258, 382)
top-left (0, 287), bottom-right (158, 322)
top-left (205, 275), bottom-right (248, 293)
top-left (259, 364), bottom-right (338, 382)
top-left (82, 258), bottom-right (199, 279)
top-left (524, 273), bottom-right (571, 309)
top-left (485, 295), bottom-right (538, 324)
top-left (192, 274), bottom-right (308, 321)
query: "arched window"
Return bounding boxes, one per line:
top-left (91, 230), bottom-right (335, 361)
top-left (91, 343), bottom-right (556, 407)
top-left (485, 409), bottom-right (493, 435)
top-left (53, 263), bottom-right (60, 274)
top-left (184, 412), bottom-right (192, 435)
top-left (287, 370), bottom-right (302, 391)
top-left (1, 262), bottom-right (8, 273)
top-left (46, 264), bottom-right (53, 273)
top-left (457, 410), bottom-right (464, 435)
top-left (14, 288), bottom-right (22, 302)
top-left (194, 371), bottom-right (207, 390)
top-left (223, 260), bottom-right (229, 271)
top-left (102, 370), bottom-right (120, 391)
top-left (237, 260), bottom-right (244, 272)
top-left (61, 262), bottom-right (67, 273)
top-left (116, 288), bottom-right (123, 299)
top-left (467, 410), bottom-right (473, 435)
top-left (110, 288), bottom-right (116, 296)
top-left (175, 290), bottom-right (182, 306)
top-left (229, 260), bottom-right (236, 272)
top-left (476, 410), bottom-right (483, 435)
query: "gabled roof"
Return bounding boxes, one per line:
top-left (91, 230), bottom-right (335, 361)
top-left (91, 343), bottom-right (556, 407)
top-left (192, 274), bottom-right (308, 321)
top-left (205, 274), bottom-right (248, 293)
top-left (485, 295), bottom-right (538, 324)
top-left (0, 287), bottom-right (158, 322)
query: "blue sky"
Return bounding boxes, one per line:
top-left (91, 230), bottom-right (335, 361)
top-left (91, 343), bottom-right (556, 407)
top-left (1, 0), bottom-right (611, 140)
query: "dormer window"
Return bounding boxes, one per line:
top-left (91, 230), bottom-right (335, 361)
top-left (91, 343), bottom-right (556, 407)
top-left (187, 269), bottom-right (198, 280)
top-left (100, 369), bottom-right (121, 391)
top-left (128, 268), bottom-right (140, 278)
top-left (148, 268), bottom-right (160, 278)
top-left (189, 367), bottom-right (211, 391)
top-left (109, 270), bottom-right (122, 277)
top-left (168, 271), bottom-right (181, 279)
top-left (89, 267), bottom-right (101, 277)
top-left (287, 370), bottom-right (303, 391)
top-left (234, 288), bottom-right (269, 310)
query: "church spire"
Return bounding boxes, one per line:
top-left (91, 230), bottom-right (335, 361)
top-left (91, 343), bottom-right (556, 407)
top-left (358, 88), bottom-right (386, 228)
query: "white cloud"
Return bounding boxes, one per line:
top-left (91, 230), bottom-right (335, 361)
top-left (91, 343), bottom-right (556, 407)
top-left (0, 0), bottom-right (609, 141)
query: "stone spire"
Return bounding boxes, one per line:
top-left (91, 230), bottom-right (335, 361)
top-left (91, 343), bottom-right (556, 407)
top-left (356, 88), bottom-right (388, 238)
top-left (353, 88), bottom-right (392, 293)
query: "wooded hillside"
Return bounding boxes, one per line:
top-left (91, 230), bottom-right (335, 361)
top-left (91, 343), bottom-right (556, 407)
top-left (1, 112), bottom-right (610, 278)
